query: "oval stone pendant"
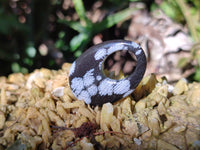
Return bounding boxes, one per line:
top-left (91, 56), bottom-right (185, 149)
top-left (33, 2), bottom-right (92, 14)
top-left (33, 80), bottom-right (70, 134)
top-left (69, 40), bottom-right (146, 106)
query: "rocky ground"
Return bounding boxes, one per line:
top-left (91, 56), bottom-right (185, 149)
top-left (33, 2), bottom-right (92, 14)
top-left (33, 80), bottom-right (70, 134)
top-left (0, 63), bottom-right (200, 150)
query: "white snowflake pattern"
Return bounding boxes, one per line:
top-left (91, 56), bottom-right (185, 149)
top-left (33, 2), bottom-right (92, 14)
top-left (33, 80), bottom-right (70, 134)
top-left (123, 46), bottom-right (128, 50)
top-left (96, 75), bottom-right (102, 81)
top-left (135, 49), bottom-right (142, 55)
top-left (114, 80), bottom-right (130, 95)
top-left (94, 48), bottom-right (107, 60)
top-left (107, 44), bottom-right (124, 55)
top-left (123, 89), bottom-right (134, 98)
top-left (70, 69), bottom-right (96, 104)
top-left (78, 90), bottom-right (91, 104)
top-left (83, 69), bottom-right (95, 87)
top-left (71, 41), bottom-right (141, 104)
top-left (98, 61), bottom-right (103, 70)
top-left (98, 78), bottom-right (116, 96)
top-left (131, 41), bottom-right (140, 49)
top-left (87, 84), bottom-right (98, 96)
top-left (71, 77), bottom-right (84, 96)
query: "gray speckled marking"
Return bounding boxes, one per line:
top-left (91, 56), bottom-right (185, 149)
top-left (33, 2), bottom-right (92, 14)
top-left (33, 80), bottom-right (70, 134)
top-left (94, 48), bottom-right (107, 60)
top-left (136, 50), bottom-right (142, 55)
top-left (113, 80), bottom-right (130, 95)
top-left (106, 44), bottom-right (124, 55)
top-left (69, 40), bottom-right (146, 106)
top-left (87, 84), bottom-right (98, 96)
top-left (98, 78), bottom-right (116, 96)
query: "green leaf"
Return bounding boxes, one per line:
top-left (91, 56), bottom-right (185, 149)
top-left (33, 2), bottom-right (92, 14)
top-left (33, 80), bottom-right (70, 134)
top-left (160, 1), bottom-right (177, 20)
top-left (70, 33), bottom-right (89, 51)
top-left (58, 31), bottom-right (65, 38)
top-left (194, 67), bottom-right (200, 81)
top-left (196, 55), bottom-right (200, 66)
top-left (174, 0), bottom-right (199, 42)
top-left (74, 50), bottom-right (83, 57)
top-left (72, 0), bottom-right (91, 26)
top-left (23, 58), bottom-right (33, 66)
top-left (55, 39), bottom-right (68, 51)
top-left (55, 40), bottom-right (65, 48)
top-left (59, 6), bottom-right (141, 56)
top-left (94, 7), bottom-right (138, 33)
top-left (58, 19), bottom-right (86, 33)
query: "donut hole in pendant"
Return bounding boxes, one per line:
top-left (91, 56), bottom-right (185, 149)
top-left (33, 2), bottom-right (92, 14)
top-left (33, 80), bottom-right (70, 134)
top-left (102, 50), bottom-right (137, 80)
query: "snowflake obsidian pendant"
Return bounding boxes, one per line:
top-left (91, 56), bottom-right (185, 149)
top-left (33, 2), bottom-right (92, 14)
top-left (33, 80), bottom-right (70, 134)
top-left (69, 40), bottom-right (147, 106)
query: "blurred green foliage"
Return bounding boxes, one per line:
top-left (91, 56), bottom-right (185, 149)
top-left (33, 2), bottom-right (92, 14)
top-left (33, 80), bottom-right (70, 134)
top-left (58, 0), bottom-right (138, 57)
top-left (158, 0), bottom-right (200, 42)
top-left (159, 0), bottom-right (200, 82)
top-left (178, 43), bottom-right (200, 82)
top-left (0, 3), bottom-right (28, 74)
top-left (0, 0), bottom-right (140, 75)
top-left (0, 0), bottom-right (50, 75)
top-left (0, 0), bottom-right (200, 82)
